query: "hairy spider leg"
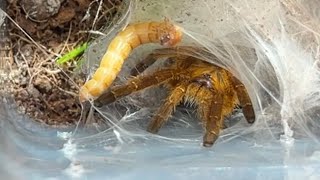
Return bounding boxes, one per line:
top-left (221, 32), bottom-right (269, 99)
top-left (232, 77), bottom-right (255, 124)
top-left (147, 82), bottom-right (188, 133)
top-left (186, 82), bottom-right (226, 147)
top-left (202, 94), bottom-right (224, 147)
top-left (130, 47), bottom-right (200, 76)
top-left (95, 57), bottom-right (197, 107)
top-left (94, 69), bottom-right (183, 107)
top-left (130, 51), bottom-right (177, 76)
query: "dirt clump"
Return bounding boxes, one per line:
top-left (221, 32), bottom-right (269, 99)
top-left (2, 0), bottom-right (122, 126)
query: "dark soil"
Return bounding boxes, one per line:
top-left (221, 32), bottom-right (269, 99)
top-left (3, 0), bottom-right (122, 126)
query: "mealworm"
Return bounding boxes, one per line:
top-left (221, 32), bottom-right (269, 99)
top-left (79, 19), bottom-right (183, 102)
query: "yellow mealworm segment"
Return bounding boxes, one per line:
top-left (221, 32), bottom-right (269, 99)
top-left (79, 20), bottom-right (183, 102)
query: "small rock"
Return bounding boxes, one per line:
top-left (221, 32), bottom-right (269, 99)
top-left (9, 70), bottom-right (20, 80)
top-left (21, 70), bottom-right (27, 77)
top-left (52, 6), bottom-right (76, 26)
top-left (34, 111), bottom-right (39, 117)
top-left (20, 44), bottom-right (34, 58)
top-left (20, 0), bottom-right (62, 21)
top-left (19, 89), bottom-right (29, 98)
top-left (75, 0), bottom-right (91, 9)
top-left (13, 78), bottom-right (20, 84)
top-left (34, 77), bottom-right (52, 93)
top-left (20, 77), bottom-right (28, 86)
top-left (27, 85), bottom-right (41, 98)
top-left (16, 15), bottom-right (37, 34)
top-left (18, 106), bottom-right (26, 113)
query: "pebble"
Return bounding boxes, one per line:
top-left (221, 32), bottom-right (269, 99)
top-left (20, 77), bottom-right (28, 86)
top-left (20, 0), bottom-right (62, 21)
top-left (19, 89), bottom-right (29, 97)
top-left (27, 85), bottom-right (40, 98)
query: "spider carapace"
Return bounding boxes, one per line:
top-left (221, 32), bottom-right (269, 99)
top-left (94, 47), bottom-right (255, 147)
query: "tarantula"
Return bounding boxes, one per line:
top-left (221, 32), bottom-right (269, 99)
top-left (94, 47), bottom-right (255, 147)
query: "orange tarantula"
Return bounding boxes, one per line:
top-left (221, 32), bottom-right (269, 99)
top-left (94, 47), bottom-right (255, 147)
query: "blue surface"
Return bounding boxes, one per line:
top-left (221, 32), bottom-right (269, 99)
top-left (1, 100), bottom-right (320, 180)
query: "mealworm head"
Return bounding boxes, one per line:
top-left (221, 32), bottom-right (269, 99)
top-left (159, 24), bottom-right (182, 47)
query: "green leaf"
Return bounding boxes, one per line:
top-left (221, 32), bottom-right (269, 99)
top-left (56, 42), bottom-right (89, 65)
